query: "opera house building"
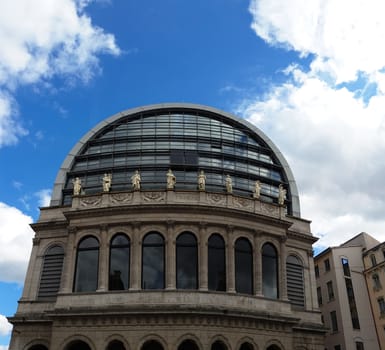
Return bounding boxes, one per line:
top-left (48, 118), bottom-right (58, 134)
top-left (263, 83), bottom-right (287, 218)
top-left (8, 103), bottom-right (325, 350)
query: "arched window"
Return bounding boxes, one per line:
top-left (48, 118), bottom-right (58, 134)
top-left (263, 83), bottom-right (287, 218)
top-left (142, 232), bottom-right (165, 289)
top-left (239, 343), bottom-right (253, 350)
top-left (74, 236), bottom-right (99, 292)
top-left (141, 340), bottom-right (164, 350)
top-left (262, 243), bottom-right (278, 299)
top-left (65, 340), bottom-right (92, 350)
top-left (28, 346), bottom-right (49, 350)
top-left (109, 234), bottom-right (130, 290)
top-left (176, 232), bottom-right (198, 289)
top-left (107, 340), bottom-right (126, 350)
top-left (286, 255), bottom-right (304, 307)
top-left (235, 238), bottom-right (253, 294)
top-left (211, 340), bottom-right (227, 350)
top-left (38, 245), bottom-right (64, 299)
top-left (178, 339), bottom-right (200, 350)
top-left (208, 234), bottom-right (226, 291)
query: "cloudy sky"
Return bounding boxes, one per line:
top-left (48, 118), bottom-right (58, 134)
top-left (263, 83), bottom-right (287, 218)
top-left (1, 0), bottom-right (385, 347)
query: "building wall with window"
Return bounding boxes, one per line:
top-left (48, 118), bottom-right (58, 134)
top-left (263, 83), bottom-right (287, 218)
top-left (314, 233), bottom-right (380, 350)
top-left (8, 103), bottom-right (324, 350)
top-left (363, 241), bottom-right (385, 349)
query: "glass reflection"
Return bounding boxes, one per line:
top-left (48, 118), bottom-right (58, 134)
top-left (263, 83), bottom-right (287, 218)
top-left (208, 234), bottom-right (226, 291)
top-left (74, 237), bottom-right (99, 292)
top-left (235, 238), bottom-right (253, 294)
top-left (109, 234), bottom-right (130, 290)
top-left (262, 243), bottom-right (278, 299)
top-left (176, 232), bottom-right (198, 289)
top-left (142, 232), bottom-right (165, 289)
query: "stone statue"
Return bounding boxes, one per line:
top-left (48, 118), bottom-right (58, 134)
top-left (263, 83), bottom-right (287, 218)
top-left (131, 170), bottom-right (141, 191)
top-left (253, 180), bottom-right (261, 199)
top-left (278, 184), bottom-right (287, 205)
top-left (198, 170), bottom-right (206, 191)
top-left (225, 174), bottom-right (232, 193)
top-left (166, 169), bottom-right (176, 190)
top-left (72, 177), bottom-right (82, 196)
top-left (103, 173), bottom-right (112, 192)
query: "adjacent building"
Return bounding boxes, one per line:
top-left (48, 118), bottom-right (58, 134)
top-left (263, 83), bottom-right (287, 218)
top-left (9, 103), bottom-right (325, 350)
top-left (363, 240), bottom-right (385, 349)
top-left (314, 233), bottom-right (380, 350)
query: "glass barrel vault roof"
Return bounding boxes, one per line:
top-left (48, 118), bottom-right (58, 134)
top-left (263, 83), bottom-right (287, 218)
top-left (51, 103), bottom-right (300, 217)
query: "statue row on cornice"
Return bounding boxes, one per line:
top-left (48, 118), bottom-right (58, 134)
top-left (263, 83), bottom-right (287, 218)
top-left (72, 170), bottom-right (286, 204)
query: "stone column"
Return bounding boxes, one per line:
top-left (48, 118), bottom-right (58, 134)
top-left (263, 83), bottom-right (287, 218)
top-left (166, 221), bottom-right (176, 290)
top-left (97, 224), bottom-right (108, 292)
top-left (280, 236), bottom-right (288, 300)
top-left (60, 226), bottom-right (77, 294)
top-left (130, 222), bottom-right (141, 290)
top-left (227, 225), bottom-right (235, 293)
top-left (199, 222), bottom-right (208, 291)
top-left (254, 231), bottom-right (263, 296)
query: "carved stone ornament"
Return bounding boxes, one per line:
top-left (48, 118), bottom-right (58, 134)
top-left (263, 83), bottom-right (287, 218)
top-left (207, 193), bottom-right (225, 205)
top-left (261, 202), bottom-right (279, 216)
top-left (80, 196), bottom-right (102, 207)
top-left (233, 197), bottom-right (252, 209)
top-left (142, 192), bottom-right (165, 202)
top-left (111, 192), bottom-right (133, 204)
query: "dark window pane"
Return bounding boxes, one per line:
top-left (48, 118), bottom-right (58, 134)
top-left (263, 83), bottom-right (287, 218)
top-left (107, 340), bottom-right (126, 350)
top-left (141, 340), bottom-right (164, 350)
top-left (235, 238), bottom-right (253, 294)
top-left (240, 343), bottom-right (254, 350)
top-left (176, 232), bottom-right (198, 289)
top-left (142, 232), bottom-right (165, 289)
top-left (262, 243), bottom-right (278, 299)
top-left (109, 234), bottom-right (130, 290)
top-left (208, 234), bottom-right (226, 291)
top-left (74, 237), bottom-right (99, 292)
top-left (211, 341), bottom-right (227, 350)
top-left (178, 340), bottom-right (199, 350)
top-left (66, 340), bottom-right (92, 350)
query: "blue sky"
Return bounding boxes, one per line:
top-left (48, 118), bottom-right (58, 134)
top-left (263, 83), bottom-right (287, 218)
top-left (2, 0), bottom-right (385, 347)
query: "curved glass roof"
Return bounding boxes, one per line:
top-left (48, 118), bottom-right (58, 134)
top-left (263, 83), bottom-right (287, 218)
top-left (51, 103), bottom-right (300, 216)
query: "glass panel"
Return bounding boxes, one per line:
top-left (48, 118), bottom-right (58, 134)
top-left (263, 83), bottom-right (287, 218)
top-left (74, 237), bottom-right (99, 292)
top-left (235, 238), bottom-right (253, 294)
top-left (109, 234), bottom-right (130, 290)
top-left (262, 243), bottom-right (278, 299)
top-left (208, 234), bottom-right (226, 291)
top-left (142, 233), bottom-right (165, 289)
top-left (176, 232), bottom-right (198, 289)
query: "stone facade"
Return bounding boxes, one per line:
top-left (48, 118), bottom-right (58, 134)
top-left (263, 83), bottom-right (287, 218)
top-left (8, 104), bottom-right (325, 350)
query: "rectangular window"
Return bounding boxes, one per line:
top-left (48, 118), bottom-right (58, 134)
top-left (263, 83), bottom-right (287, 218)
top-left (378, 297), bottom-right (385, 315)
top-left (331, 311), bottom-right (338, 332)
top-left (373, 274), bottom-right (382, 290)
top-left (371, 254), bottom-right (377, 267)
top-left (334, 346), bottom-right (341, 350)
top-left (356, 341), bottom-right (364, 350)
top-left (324, 259), bottom-right (331, 272)
top-left (327, 281), bottom-right (335, 301)
top-left (345, 278), bottom-right (360, 329)
top-left (315, 265), bottom-right (319, 278)
top-left (317, 286), bottom-right (323, 306)
top-left (341, 257), bottom-right (351, 277)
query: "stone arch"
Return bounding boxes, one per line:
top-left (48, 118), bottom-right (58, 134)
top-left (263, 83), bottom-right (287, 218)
top-left (137, 334), bottom-right (167, 350)
top-left (175, 333), bottom-right (203, 350)
top-left (104, 334), bottom-right (130, 350)
top-left (209, 335), bottom-right (231, 350)
top-left (235, 337), bottom-right (258, 350)
top-left (62, 335), bottom-right (96, 350)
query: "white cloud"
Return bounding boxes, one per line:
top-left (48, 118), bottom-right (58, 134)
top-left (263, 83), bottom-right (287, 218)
top-left (0, 346), bottom-right (8, 350)
top-left (0, 203), bottom-right (34, 283)
top-left (241, 0), bottom-right (385, 249)
top-left (249, 0), bottom-right (385, 83)
top-left (0, 315), bottom-right (12, 337)
top-left (0, 0), bottom-right (120, 147)
top-left (35, 189), bottom-right (52, 208)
